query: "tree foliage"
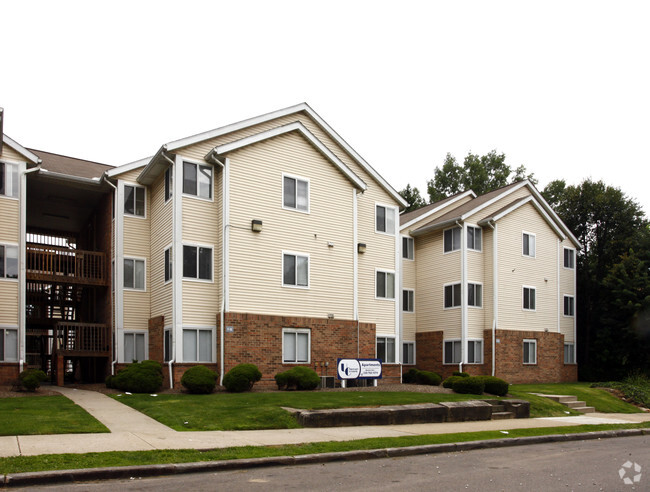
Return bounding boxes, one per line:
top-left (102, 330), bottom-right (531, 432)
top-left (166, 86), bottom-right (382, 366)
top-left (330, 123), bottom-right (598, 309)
top-left (398, 184), bottom-right (427, 213)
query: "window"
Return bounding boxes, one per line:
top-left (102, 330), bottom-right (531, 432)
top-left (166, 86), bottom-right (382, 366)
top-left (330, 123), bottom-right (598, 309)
top-left (123, 258), bottom-right (145, 290)
top-left (164, 247), bottom-right (172, 283)
top-left (564, 295), bottom-right (575, 316)
top-left (124, 185), bottom-right (145, 217)
top-left (468, 283), bottom-right (482, 308)
top-left (183, 161), bottom-right (212, 199)
top-left (564, 343), bottom-right (575, 364)
top-left (376, 205), bottom-right (395, 234)
top-left (444, 340), bottom-right (461, 364)
top-left (444, 283), bottom-right (461, 308)
top-left (467, 226), bottom-right (482, 251)
top-left (376, 336), bottom-right (395, 363)
top-left (402, 341), bottom-right (415, 365)
top-left (0, 244), bottom-right (18, 279)
top-left (523, 232), bottom-right (536, 257)
top-left (467, 340), bottom-right (483, 364)
top-left (0, 328), bottom-right (18, 362)
top-left (402, 236), bottom-right (414, 260)
top-left (283, 175), bottom-right (309, 212)
top-left (0, 162), bottom-right (19, 198)
top-left (124, 332), bottom-right (145, 362)
top-left (283, 253), bottom-right (309, 287)
top-left (523, 286), bottom-right (536, 310)
top-left (403, 289), bottom-right (414, 312)
top-left (283, 328), bottom-right (310, 363)
top-left (164, 329), bottom-right (172, 362)
top-left (564, 248), bottom-right (575, 269)
top-left (444, 227), bottom-right (461, 253)
top-left (376, 270), bottom-right (395, 299)
top-left (523, 339), bottom-right (537, 364)
top-left (183, 328), bottom-right (212, 362)
top-left (165, 166), bottom-right (173, 202)
top-left (183, 245), bottom-right (212, 281)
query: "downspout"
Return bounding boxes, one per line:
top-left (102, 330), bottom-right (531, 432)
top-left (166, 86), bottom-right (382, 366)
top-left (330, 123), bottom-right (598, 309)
top-left (487, 221), bottom-right (498, 376)
top-left (161, 153), bottom-right (176, 387)
top-left (353, 189), bottom-right (359, 358)
top-left (457, 220), bottom-right (466, 374)
top-left (557, 239), bottom-right (561, 333)
top-left (104, 177), bottom-right (119, 375)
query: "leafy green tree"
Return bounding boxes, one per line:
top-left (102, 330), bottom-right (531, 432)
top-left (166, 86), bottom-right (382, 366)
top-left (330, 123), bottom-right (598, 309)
top-left (399, 184), bottom-right (427, 213)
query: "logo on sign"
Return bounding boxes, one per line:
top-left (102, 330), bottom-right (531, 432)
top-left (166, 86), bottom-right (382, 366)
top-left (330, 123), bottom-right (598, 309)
top-left (338, 359), bottom-right (361, 379)
top-left (337, 358), bottom-right (382, 380)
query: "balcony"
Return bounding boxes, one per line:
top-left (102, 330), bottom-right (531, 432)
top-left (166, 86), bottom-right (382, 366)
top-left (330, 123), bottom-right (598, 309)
top-left (54, 322), bottom-right (111, 357)
top-left (26, 244), bottom-right (108, 286)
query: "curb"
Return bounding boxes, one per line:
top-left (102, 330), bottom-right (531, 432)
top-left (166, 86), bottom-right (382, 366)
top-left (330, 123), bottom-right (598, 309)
top-left (3, 428), bottom-right (648, 487)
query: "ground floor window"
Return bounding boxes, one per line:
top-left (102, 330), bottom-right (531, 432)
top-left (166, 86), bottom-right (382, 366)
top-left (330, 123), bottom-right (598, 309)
top-left (376, 336), bottom-right (395, 363)
top-left (444, 339), bottom-right (461, 364)
top-left (283, 328), bottom-right (310, 363)
top-left (183, 328), bottom-right (213, 362)
top-left (0, 327), bottom-right (18, 362)
top-left (564, 343), bottom-right (575, 364)
top-left (164, 328), bottom-right (172, 362)
top-left (402, 341), bottom-right (415, 364)
top-left (467, 339), bottom-right (483, 364)
top-left (124, 332), bottom-right (146, 362)
top-left (523, 339), bottom-right (537, 364)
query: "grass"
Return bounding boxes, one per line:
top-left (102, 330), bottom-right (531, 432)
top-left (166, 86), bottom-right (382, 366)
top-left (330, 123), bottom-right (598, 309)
top-left (0, 396), bottom-right (109, 436)
top-left (1, 421), bottom-right (648, 474)
top-left (593, 373), bottom-right (650, 408)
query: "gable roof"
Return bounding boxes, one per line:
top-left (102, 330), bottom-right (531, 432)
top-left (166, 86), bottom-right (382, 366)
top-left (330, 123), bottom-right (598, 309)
top-left (400, 190), bottom-right (476, 228)
top-left (30, 149), bottom-right (113, 180)
top-left (2, 134), bottom-right (41, 164)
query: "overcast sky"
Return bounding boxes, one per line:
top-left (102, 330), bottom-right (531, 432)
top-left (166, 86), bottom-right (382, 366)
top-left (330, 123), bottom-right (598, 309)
top-left (3, 1), bottom-right (649, 213)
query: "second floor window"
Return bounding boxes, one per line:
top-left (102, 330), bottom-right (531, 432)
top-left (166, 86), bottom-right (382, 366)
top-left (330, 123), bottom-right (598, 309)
top-left (376, 270), bottom-right (395, 299)
top-left (402, 236), bottom-right (414, 259)
top-left (376, 205), bottom-right (395, 235)
top-left (123, 258), bottom-right (145, 290)
top-left (523, 286), bottom-right (536, 310)
top-left (183, 162), bottom-right (212, 199)
top-left (183, 245), bottom-right (212, 281)
top-left (0, 162), bottom-right (19, 198)
top-left (523, 232), bottom-right (536, 257)
top-left (124, 185), bottom-right (145, 217)
top-left (0, 244), bottom-right (18, 279)
top-left (444, 283), bottom-right (461, 308)
top-left (564, 248), bottom-right (575, 269)
top-left (467, 226), bottom-right (482, 251)
top-left (444, 227), bottom-right (461, 252)
top-left (164, 247), bottom-right (172, 283)
top-left (283, 253), bottom-right (309, 287)
top-left (283, 175), bottom-right (309, 212)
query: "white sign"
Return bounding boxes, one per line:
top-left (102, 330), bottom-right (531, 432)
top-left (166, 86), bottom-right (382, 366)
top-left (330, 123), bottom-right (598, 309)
top-left (337, 358), bottom-right (382, 380)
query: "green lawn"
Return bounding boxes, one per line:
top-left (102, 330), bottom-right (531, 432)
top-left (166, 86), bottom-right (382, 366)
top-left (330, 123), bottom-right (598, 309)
top-left (0, 396), bottom-right (109, 436)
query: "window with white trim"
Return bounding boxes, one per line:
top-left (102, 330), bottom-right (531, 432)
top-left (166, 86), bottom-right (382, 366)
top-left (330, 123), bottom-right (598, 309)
top-left (124, 332), bottom-right (146, 362)
top-left (403, 289), bottom-right (414, 312)
top-left (0, 162), bottom-right (19, 198)
top-left (523, 339), bottom-right (537, 364)
top-left (444, 227), bottom-right (461, 253)
top-left (375, 205), bottom-right (395, 235)
top-left (283, 175), bottom-right (309, 212)
top-left (564, 343), bottom-right (575, 364)
top-left (467, 340), bottom-right (483, 364)
top-left (376, 336), bottom-right (395, 363)
top-left (402, 341), bottom-right (415, 365)
top-left (402, 236), bottom-right (414, 260)
top-left (467, 226), bottom-right (482, 251)
top-left (444, 283), bottom-right (461, 308)
top-left (564, 295), bottom-right (575, 316)
top-left (123, 258), bottom-right (145, 290)
top-left (564, 248), bottom-right (575, 269)
top-left (164, 328), bottom-right (172, 362)
top-left (165, 166), bottom-right (173, 202)
top-left (282, 328), bottom-right (310, 363)
top-left (523, 232), bottom-right (536, 257)
top-left (164, 246), bottom-right (172, 283)
top-left (183, 245), bottom-right (212, 281)
top-left (523, 286), bottom-right (536, 311)
top-left (468, 283), bottom-right (482, 308)
top-left (444, 339), bottom-right (461, 364)
top-left (0, 327), bottom-right (18, 361)
top-left (124, 185), bottom-right (145, 217)
top-left (376, 270), bottom-right (395, 299)
top-left (283, 252), bottom-right (309, 288)
top-left (0, 244), bottom-right (18, 279)
top-left (183, 328), bottom-right (213, 362)
top-left (183, 161), bottom-right (212, 199)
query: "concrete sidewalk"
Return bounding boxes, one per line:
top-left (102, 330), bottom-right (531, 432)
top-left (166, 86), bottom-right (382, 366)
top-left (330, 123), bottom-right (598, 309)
top-left (0, 387), bottom-right (648, 458)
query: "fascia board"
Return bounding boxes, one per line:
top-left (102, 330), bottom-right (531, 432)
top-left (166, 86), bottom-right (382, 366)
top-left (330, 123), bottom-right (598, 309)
top-left (2, 134), bottom-right (41, 164)
top-left (459, 180), bottom-right (529, 221)
top-left (527, 184), bottom-right (581, 248)
top-left (400, 190), bottom-right (476, 232)
top-left (106, 156), bottom-right (151, 178)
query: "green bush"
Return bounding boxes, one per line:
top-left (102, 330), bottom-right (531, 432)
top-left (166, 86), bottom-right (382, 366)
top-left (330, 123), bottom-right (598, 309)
top-left (223, 363), bottom-right (262, 393)
top-left (415, 370), bottom-right (442, 386)
top-left (442, 375), bottom-right (463, 389)
top-left (275, 366), bottom-right (320, 391)
top-left (19, 369), bottom-right (48, 391)
top-left (111, 360), bottom-right (163, 393)
top-left (402, 368), bottom-right (419, 384)
top-left (452, 371), bottom-right (470, 378)
top-left (105, 375), bottom-right (116, 389)
top-left (181, 365), bottom-right (218, 394)
top-left (452, 376), bottom-right (485, 395)
top-left (475, 376), bottom-right (509, 396)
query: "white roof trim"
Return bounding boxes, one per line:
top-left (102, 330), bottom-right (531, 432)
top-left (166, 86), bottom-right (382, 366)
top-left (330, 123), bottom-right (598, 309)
top-left (400, 190), bottom-right (476, 232)
top-left (106, 157), bottom-right (151, 178)
top-left (526, 184), bottom-right (581, 248)
top-left (1, 134), bottom-right (41, 164)
top-left (211, 121), bottom-right (367, 191)
top-left (481, 195), bottom-right (566, 240)
top-left (459, 180), bottom-right (529, 221)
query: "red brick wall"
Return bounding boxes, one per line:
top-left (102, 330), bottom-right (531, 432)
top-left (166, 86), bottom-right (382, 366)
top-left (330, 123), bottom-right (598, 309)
top-left (0, 364), bottom-right (19, 383)
top-left (148, 315), bottom-right (165, 363)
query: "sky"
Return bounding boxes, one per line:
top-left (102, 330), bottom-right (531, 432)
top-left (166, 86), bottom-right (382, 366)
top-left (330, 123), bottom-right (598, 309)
top-left (3, 0), bottom-right (649, 213)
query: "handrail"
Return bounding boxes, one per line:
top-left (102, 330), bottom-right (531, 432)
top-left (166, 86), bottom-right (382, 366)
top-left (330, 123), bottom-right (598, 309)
top-left (26, 243), bottom-right (107, 285)
top-left (54, 322), bottom-right (110, 353)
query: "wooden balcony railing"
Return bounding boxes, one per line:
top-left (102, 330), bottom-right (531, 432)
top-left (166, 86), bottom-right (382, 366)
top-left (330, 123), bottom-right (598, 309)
top-left (26, 244), bottom-right (108, 286)
top-left (54, 322), bottom-right (111, 356)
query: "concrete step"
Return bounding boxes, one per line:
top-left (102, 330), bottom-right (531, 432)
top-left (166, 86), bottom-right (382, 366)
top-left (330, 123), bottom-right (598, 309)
top-left (573, 406), bottom-right (596, 413)
top-left (489, 405), bottom-right (506, 413)
top-left (542, 394), bottom-right (578, 404)
top-left (565, 400), bottom-right (587, 409)
top-left (491, 411), bottom-right (514, 420)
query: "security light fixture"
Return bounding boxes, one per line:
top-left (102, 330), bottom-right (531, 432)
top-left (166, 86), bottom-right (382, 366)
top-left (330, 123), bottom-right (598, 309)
top-left (251, 220), bottom-right (263, 232)
top-left (357, 243), bottom-right (367, 254)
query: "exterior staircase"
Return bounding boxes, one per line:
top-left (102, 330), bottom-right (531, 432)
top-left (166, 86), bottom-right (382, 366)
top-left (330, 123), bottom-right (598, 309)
top-left (486, 401), bottom-right (514, 420)
top-left (534, 394), bottom-right (596, 413)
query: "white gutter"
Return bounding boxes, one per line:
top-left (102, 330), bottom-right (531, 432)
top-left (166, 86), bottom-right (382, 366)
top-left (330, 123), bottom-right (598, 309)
top-left (103, 178), bottom-right (119, 375)
top-left (557, 239), bottom-right (561, 333)
top-left (353, 189), bottom-right (359, 358)
top-left (394, 207), bottom-right (401, 379)
top-left (487, 221), bottom-right (498, 376)
top-left (172, 155), bottom-right (183, 379)
top-left (458, 220), bottom-right (467, 373)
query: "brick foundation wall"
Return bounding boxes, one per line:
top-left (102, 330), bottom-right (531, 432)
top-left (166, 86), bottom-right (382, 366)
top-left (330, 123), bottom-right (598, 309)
top-left (0, 364), bottom-right (19, 383)
top-left (148, 316), bottom-right (165, 363)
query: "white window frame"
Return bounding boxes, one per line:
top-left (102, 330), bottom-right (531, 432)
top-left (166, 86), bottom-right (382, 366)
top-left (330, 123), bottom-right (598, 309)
top-left (402, 236), bottom-right (414, 260)
top-left (444, 282), bottom-right (461, 309)
top-left (375, 203), bottom-right (396, 235)
top-left (282, 251), bottom-right (310, 289)
top-left (164, 165), bottom-right (173, 203)
top-left (523, 339), bottom-right (537, 365)
top-left (402, 288), bottom-right (415, 312)
top-left (522, 231), bottom-right (536, 258)
top-left (467, 339), bottom-right (484, 364)
top-left (0, 162), bottom-right (19, 199)
top-left (402, 341), bottom-right (416, 365)
top-left (182, 243), bottom-right (213, 282)
top-left (375, 269), bottom-right (396, 300)
top-left (123, 257), bottom-right (146, 291)
top-left (164, 245), bottom-right (173, 284)
top-left (282, 173), bottom-right (310, 213)
top-left (564, 342), bottom-right (576, 364)
top-left (123, 331), bottom-right (147, 363)
top-left (0, 326), bottom-right (18, 362)
top-left (123, 183), bottom-right (146, 218)
top-left (0, 243), bottom-right (19, 281)
top-left (443, 339), bottom-right (462, 364)
top-left (182, 159), bottom-right (213, 201)
top-left (523, 285), bottom-right (536, 311)
top-left (467, 225), bottom-right (482, 252)
top-left (563, 295), bottom-right (575, 317)
top-left (468, 282), bottom-right (483, 308)
top-left (376, 336), bottom-right (396, 363)
top-left (182, 326), bottom-right (215, 363)
top-left (443, 226), bottom-right (462, 253)
top-left (282, 328), bottom-right (311, 363)
top-left (563, 247), bottom-right (576, 269)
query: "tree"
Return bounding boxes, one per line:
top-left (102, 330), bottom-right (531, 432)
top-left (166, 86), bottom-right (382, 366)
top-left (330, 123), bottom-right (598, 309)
top-left (427, 150), bottom-right (536, 203)
top-left (399, 184), bottom-right (427, 213)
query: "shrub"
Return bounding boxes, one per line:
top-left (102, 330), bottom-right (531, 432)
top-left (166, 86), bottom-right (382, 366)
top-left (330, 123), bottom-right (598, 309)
top-left (475, 376), bottom-right (509, 396)
top-left (442, 375), bottom-right (463, 389)
top-left (452, 371), bottom-right (470, 378)
top-left (105, 375), bottom-right (116, 389)
top-left (452, 376), bottom-right (485, 395)
top-left (402, 368), bottom-right (419, 384)
top-left (223, 363), bottom-right (262, 393)
top-left (181, 365), bottom-right (218, 394)
top-left (19, 369), bottom-right (48, 391)
top-left (275, 366), bottom-right (320, 391)
top-left (111, 360), bottom-right (163, 393)
top-left (415, 370), bottom-right (442, 386)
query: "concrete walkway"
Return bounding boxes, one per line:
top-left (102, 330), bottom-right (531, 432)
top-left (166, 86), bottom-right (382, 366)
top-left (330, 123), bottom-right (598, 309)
top-left (0, 387), bottom-right (648, 458)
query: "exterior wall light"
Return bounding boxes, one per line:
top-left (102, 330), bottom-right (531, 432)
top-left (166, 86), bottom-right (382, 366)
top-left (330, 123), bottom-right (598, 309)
top-left (357, 243), bottom-right (367, 254)
top-left (251, 220), bottom-right (263, 232)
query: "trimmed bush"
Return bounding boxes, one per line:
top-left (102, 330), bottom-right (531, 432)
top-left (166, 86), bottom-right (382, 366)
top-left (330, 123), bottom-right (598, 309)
top-left (452, 376), bottom-right (485, 395)
top-left (105, 375), bottom-right (116, 389)
top-left (181, 365), bottom-right (218, 394)
top-left (442, 375), bottom-right (463, 389)
top-left (275, 366), bottom-right (320, 391)
top-left (415, 370), bottom-right (442, 386)
top-left (452, 371), bottom-right (470, 378)
top-left (475, 375), bottom-right (509, 396)
top-left (19, 369), bottom-right (48, 391)
top-left (111, 360), bottom-right (163, 393)
top-left (223, 363), bottom-right (262, 393)
top-left (402, 368), bottom-right (419, 384)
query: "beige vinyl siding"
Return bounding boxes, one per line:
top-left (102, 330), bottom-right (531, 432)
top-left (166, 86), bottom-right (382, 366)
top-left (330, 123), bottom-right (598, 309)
top-left (150, 170), bottom-right (173, 321)
top-left (401, 247), bottom-right (417, 340)
top-left (0, 199), bottom-right (19, 243)
top-left (0, 146), bottom-right (27, 162)
top-left (481, 226), bottom-right (494, 334)
top-left (400, 194), bottom-right (475, 233)
top-left (228, 131), bottom-right (355, 319)
top-left (0, 282), bottom-right (18, 324)
top-left (112, 168), bottom-right (144, 183)
top-left (463, 186), bottom-right (531, 226)
top-left (560, 238), bottom-right (576, 341)
top-left (466, 232), bottom-right (486, 339)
